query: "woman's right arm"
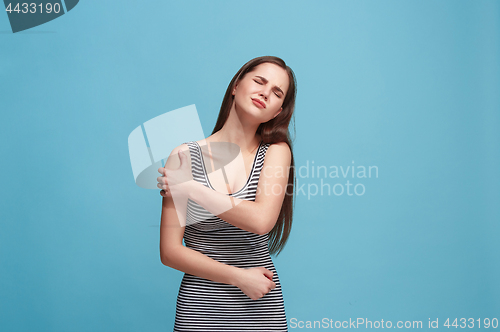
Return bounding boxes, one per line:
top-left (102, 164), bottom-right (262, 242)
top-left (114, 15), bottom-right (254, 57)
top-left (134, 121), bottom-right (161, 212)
top-left (159, 145), bottom-right (276, 300)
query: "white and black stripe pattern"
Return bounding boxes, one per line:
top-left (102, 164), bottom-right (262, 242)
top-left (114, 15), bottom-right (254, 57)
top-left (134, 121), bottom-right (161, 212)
top-left (173, 140), bottom-right (288, 331)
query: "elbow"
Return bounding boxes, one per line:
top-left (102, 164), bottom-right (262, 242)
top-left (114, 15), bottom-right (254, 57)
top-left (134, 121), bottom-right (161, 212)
top-left (256, 228), bottom-right (272, 236)
top-left (160, 246), bottom-right (178, 266)
top-left (160, 253), bottom-right (170, 266)
top-left (256, 229), bottom-right (268, 236)
top-left (255, 219), bottom-right (275, 235)
top-left (255, 226), bottom-right (268, 236)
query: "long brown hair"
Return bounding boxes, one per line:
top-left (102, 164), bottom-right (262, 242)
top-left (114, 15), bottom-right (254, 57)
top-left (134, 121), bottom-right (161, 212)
top-left (211, 56), bottom-right (297, 256)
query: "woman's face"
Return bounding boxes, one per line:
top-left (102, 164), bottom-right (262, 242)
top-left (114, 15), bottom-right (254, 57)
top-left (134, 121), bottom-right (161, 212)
top-left (232, 62), bottom-right (289, 123)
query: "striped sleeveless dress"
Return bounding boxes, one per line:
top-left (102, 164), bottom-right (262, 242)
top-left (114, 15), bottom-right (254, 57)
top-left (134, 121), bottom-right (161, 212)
top-left (173, 140), bottom-right (288, 331)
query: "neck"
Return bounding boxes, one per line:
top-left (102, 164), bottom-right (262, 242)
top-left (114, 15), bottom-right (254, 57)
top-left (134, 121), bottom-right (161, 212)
top-left (210, 105), bottom-right (262, 154)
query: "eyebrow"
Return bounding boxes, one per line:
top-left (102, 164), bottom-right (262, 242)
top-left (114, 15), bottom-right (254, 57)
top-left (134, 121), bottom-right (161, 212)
top-left (255, 75), bottom-right (285, 96)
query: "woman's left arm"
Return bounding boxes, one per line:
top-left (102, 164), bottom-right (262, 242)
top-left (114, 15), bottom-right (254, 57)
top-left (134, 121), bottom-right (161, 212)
top-left (187, 142), bottom-right (291, 235)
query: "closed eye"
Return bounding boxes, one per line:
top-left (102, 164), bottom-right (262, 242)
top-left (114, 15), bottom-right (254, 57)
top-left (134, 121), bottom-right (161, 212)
top-left (254, 79), bottom-right (283, 98)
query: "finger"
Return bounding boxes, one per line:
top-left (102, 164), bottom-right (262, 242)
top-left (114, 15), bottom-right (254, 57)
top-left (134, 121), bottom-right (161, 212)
top-left (156, 174), bottom-right (168, 185)
top-left (158, 167), bottom-right (166, 175)
top-left (157, 172), bottom-right (168, 184)
top-left (157, 183), bottom-right (168, 190)
top-left (263, 269), bottom-right (273, 280)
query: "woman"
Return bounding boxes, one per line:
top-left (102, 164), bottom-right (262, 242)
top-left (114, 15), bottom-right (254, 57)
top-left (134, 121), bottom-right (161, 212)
top-left (158, 55), bottom-right (297, 331)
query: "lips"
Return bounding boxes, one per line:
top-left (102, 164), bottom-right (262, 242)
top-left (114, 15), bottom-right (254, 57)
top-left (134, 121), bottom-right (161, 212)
top-left (252, 98), bottom-right (266, 109)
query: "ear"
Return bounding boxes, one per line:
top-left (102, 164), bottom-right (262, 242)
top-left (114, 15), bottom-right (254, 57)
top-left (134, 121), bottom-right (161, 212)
top-left (273, 107), bottom-right (283, 119)
top-left (232, 81), bottom-right (240, 96)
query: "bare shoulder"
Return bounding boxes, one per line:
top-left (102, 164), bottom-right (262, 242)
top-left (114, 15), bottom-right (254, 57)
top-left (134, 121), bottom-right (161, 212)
top-left (164, 142), bottom-right (191, 170)
top-left (265, 141), bottom-right (292, 165)
top-left (267, 141), bottom-right (291, 154)
top-left (170, 142), bottom-right (190, 154)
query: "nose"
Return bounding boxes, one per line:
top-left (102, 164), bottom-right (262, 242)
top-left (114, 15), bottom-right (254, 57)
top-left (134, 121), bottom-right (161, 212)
top-left (259, 88), bottom-right (271, 100)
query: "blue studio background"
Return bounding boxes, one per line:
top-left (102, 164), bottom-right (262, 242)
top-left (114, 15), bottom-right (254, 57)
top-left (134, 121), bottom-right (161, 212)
top-left (1, 1), bottom-right (499, 331)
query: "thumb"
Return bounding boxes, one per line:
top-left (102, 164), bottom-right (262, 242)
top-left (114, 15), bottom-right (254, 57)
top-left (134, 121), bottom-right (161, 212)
top-left (177, 149), bottom-right (186, 165)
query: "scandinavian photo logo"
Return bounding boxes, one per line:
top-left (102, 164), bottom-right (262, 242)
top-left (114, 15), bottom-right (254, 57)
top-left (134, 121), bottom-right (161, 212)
top-left (258, 160), bottom-right (379, 200)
